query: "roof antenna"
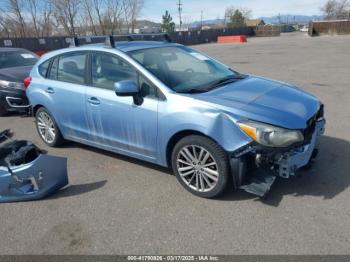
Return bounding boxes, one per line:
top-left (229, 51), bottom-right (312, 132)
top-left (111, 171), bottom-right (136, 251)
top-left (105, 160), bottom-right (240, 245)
top-left (105, 35), bottom-right (115, 48)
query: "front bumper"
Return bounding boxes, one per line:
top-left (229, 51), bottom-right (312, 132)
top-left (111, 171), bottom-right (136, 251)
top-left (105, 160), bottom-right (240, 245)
top-left (0, 154), bottom-right (68, 203)
top-left (0, 88), bottom-right (30, 113)
top-left (276, 118), bottom-right (325, 178)
top-left (0, 131), bottom-right (69, 203)
top-left (233, 118), bottom-right (326, 197)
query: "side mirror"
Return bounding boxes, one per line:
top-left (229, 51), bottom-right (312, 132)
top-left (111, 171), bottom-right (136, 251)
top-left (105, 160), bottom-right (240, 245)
top-left (114, 80), bottom-right (143, 105)
top-left (114, 80), bottom-right (139, 97)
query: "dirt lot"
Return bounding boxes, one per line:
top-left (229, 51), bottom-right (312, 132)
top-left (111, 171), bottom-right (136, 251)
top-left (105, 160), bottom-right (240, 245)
top-left (0, 32), bottom-right (349, 255)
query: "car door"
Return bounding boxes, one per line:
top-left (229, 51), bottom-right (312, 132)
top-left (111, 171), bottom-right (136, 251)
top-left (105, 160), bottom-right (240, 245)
top-left (85, 51), bottom-right (159, 160)
top-left (45, 52), bottom-right (90, 140)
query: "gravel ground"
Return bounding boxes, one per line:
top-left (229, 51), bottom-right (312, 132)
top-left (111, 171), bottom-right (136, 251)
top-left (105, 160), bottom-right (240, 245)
top-left (0, 32), bottom-right (349, 255)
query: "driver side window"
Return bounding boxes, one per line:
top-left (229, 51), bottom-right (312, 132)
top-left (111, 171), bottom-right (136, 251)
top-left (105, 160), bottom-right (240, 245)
top-left (91, 51), bottom-right (158, 99)
top-left (91, 52), bottom-right (137, 90)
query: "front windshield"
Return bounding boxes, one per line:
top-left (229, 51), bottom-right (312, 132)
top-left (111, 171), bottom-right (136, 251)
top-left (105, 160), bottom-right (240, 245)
top-left (129, 46), bottom-right (241, 93)
top-left (0, 51), bottom-right (39, 69)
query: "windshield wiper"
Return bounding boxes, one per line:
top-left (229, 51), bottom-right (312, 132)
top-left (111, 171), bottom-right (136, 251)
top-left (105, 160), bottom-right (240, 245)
top-left (177, 88), bottom-right (209, 94)
top-left (198, 74), bottom-right (247, 92)
top-left (177, 74), bottom-right (248, 94)
top-left (211, 74), bottom-right (247, 87)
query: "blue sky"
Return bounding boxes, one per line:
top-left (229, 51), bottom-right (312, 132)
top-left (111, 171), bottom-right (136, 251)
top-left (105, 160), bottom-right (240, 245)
top-left (142, 0), bottom-right (326, 22)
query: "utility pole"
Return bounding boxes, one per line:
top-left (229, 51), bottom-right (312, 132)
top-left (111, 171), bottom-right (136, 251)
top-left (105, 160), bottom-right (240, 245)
top-left (200, 10), bottom-right (203, 30)
top-left (177, 0), bottom-right (183, 31)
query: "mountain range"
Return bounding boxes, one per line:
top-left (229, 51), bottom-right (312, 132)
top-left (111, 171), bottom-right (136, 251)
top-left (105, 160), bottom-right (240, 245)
top-left (259, 15), bottom-right (323, 24)
top-left (190, 15), bottom-right (323, 27)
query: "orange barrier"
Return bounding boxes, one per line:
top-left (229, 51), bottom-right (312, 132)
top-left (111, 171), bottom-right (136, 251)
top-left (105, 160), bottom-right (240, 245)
top-left (34, 50), bottom-right (47, 56)
top-left (217, 35), bottom-right (247, 43)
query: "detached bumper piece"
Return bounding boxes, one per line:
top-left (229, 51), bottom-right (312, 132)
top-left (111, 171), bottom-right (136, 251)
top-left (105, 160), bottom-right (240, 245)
top-left (0, 130), bottom-right (68, 203)
top-left (240, 170), bottom-right (276, 197)
top-left (235, 119), bottom-right (326, 197)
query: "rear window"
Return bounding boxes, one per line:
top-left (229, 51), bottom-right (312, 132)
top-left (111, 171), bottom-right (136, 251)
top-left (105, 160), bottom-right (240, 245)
top-left (38, 60), bottom-right (50, 77)
top-left (0, 51), bottom-right (39, 69)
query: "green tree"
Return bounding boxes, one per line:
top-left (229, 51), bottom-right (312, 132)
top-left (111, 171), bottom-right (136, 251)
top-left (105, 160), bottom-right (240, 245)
top-left (228, 9), bottom-right (246, 28)
top-left (161, 10), bottom-right (175, 33)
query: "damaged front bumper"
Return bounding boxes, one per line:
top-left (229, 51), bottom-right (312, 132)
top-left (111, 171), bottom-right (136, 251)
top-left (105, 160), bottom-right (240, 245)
top-left (277, 119), bottom-right (325, 178)
top-left (232, 118), bottom-right (326, 197)
top-left (0, 155), bottom-right (68, 203)
top-left (0, 130), bottom-right (68, 203)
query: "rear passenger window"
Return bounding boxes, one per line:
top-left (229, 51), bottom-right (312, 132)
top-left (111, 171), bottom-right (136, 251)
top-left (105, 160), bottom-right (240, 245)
top-left (38, 60), bottom-right (50, 77)
top-left (91, 52), bottom-right (137, 90)
top-left (58, 52), bottom-right (86, 85)
top-left (48, 57), bottom-right (58, 80)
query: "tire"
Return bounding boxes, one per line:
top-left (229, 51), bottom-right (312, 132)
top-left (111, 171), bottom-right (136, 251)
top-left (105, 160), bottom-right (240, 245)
top-left (35, 107), bottom-right (64, 147)
top-left (0, 105), bottom-right (7, 116)
top-left (171, 135), bottom-right (231, 198)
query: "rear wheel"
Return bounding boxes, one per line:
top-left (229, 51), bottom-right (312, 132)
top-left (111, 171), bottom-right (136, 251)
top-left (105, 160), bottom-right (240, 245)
top-left (171, 135), bottom-right (231, 198)
top-left (35, 107), bottom-right (64, 147)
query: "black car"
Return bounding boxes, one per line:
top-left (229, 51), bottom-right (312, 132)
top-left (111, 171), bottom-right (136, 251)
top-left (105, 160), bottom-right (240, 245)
top-left (0, 48), bottom-right (39, 116)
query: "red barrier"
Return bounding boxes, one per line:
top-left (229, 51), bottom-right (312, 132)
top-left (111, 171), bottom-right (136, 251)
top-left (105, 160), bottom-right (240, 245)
top-left (34, 50), bottom-right (47, 56)
top-left (217, 35), bottom-right (247, 43)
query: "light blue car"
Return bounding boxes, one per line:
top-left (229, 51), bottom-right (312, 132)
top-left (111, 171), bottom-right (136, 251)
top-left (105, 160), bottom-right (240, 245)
top-left (25, 36), bottom-right (325, 198)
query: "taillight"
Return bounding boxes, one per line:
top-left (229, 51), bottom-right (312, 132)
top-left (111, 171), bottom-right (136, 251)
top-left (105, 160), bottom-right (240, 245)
top-left (23, 76), bottom-right (32, 90)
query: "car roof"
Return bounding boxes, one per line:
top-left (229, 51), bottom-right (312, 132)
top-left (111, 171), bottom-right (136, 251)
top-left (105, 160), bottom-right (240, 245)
top-left (0, 47), bottom-right (29, 52)
top-left (63, 41), bottom-right (182, 53)
top-left (39, 41), bottom-right (184, 63)
top-left (113, 41), bottom-right (182, 52)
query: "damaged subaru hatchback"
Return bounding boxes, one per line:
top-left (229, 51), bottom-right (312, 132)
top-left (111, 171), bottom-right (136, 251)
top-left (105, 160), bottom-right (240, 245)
top-left (26, 36), bottom-right (325, 198)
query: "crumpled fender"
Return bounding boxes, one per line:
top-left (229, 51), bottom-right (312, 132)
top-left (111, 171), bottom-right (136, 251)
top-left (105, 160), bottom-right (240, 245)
top-left (157, 100), bottom-right (252, 166)
top-left (0, 154), bottom-right (68, 203)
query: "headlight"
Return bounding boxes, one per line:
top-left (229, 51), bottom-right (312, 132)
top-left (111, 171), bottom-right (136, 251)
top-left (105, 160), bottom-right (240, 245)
top-left (237, 120), bottom-right (304, 147)
top-left (0, 80), bottom-right (25, 90)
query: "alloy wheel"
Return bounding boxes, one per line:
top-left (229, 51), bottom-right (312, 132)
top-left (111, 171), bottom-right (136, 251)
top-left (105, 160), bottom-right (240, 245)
top-left (176, 145), bottom-right (219, 192)
top-left (37, 111), bottom-right (56, 144)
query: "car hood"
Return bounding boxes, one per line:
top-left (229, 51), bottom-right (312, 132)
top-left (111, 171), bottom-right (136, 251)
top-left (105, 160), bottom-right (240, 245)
top-left (193, 76), bottom-right (321, 129)
top-left (0, 66), bottom-right (33, 82)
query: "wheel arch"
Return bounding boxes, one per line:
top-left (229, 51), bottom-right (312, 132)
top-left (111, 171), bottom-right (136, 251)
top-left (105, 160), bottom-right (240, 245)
top-left (166, 130), bottom-right (219, 168)
top-left (32, 104), bottom-right (65, 140)
top-left (32, 104), bottom-right (44, 115)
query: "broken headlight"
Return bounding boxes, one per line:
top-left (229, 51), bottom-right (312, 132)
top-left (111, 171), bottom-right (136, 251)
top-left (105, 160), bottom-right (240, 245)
top-left (0, 80), bottom-right (25, 90)
top-left (237, 120), bottom-right (304, 147)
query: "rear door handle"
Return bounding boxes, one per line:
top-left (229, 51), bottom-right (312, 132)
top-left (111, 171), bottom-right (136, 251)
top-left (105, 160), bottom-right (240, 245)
top-left (45, 87), bottom-right (55, 94)
top-left (88, 97), bottom-right (101, 105)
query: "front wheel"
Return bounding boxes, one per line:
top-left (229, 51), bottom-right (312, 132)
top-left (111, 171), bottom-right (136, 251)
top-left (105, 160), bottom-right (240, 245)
top-left (171, 135), bottom-right (231, 198)
top-left (0, 105), bottom-right (7, 116)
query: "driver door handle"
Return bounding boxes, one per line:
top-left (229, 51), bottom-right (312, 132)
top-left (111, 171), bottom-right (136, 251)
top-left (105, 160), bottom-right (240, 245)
top-left (88, 97), bottom-right (101, 105)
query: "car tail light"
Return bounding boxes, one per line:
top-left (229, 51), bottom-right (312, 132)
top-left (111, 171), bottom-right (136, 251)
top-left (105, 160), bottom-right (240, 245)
top-left (23, 76), bottom-right (32, 90)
